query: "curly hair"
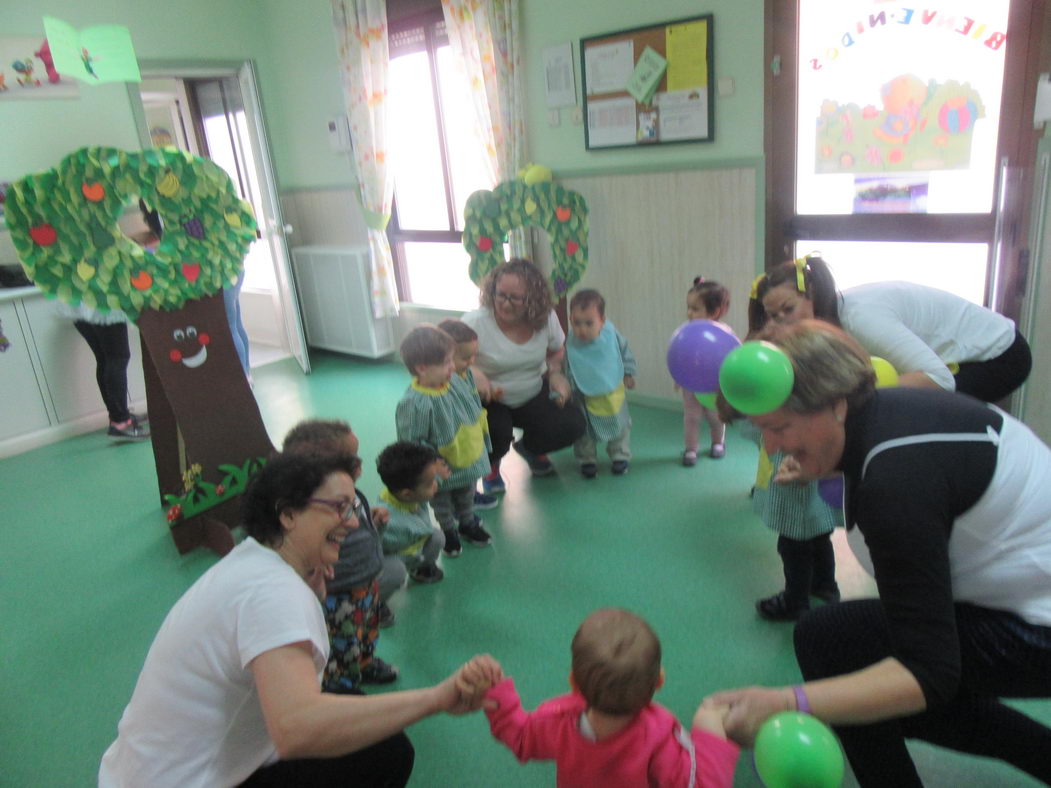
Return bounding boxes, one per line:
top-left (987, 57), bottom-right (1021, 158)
top-left (479, 258), bottom-right (554, 330)
top-left (748, 255), bottom-right (840, 334)
top-left (571, 608), bottom-right (662, 716)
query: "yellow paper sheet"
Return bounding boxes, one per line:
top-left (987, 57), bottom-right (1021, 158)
top-left (665, 20), bottom-right (707, 92)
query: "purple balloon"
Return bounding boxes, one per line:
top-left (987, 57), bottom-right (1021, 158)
top-left (666, 320), bottom-right (741, 392)
top-left (817, 476), bottom-right (844, 509)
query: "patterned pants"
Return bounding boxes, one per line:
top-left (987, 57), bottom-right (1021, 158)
top-left (323, 579), bottom-right (380, 693)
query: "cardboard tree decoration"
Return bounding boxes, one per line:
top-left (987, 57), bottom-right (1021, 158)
top-left (4, 146), bottom-right (274, 556)
top-left (462, 175), bottom-right (588, 298)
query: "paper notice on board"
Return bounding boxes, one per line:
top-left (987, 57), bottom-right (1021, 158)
top-left (544, 42), bottom-right (576, 108)
top-left (655, 88), bottom-right (708, 141)
top-left (584, 40), bottom-right (634, 95)
top-left (665, 20), bottom-right (707, 91)
top-left (587, 96), bottom-right (637, 146)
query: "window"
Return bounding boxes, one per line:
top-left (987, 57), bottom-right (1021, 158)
top-left (387, 11), bottom-right (493, 311)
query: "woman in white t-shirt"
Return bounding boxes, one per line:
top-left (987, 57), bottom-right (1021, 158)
top-left (99, 452), bottom-right (492, 788)
top-left (462, 259), bottom-right (586, 494)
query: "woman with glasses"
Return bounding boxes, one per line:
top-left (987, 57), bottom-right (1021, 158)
top-left (462, 258), bottom-right (586, 494)
top-left (100, 451), bottom-right (493, 788)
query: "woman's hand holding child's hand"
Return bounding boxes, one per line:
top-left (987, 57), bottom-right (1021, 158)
top-left (455, 654), bottom-right (504, 711)
top-left (774, 456), bottom-right (805, 485)
top-left (549, 373), bottom-right (572, 407)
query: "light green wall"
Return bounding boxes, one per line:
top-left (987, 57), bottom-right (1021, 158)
top-left (0, 0), bottom-right (265, 179)
top-left (522, 1), bottom-right (765, 174)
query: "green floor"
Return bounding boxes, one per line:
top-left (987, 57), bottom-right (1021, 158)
top-left (2, 353), bottom-right (1047, 786)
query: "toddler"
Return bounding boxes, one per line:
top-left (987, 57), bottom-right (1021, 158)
top-left (438, 318), bottom-right (499, 511)
top-left (375, 440), bottom-right (447, 584)
top-left (564, 289), bottom-right (637, 478)
top-left (681, 278), bottom-right (732, 465)
top-left (462, 608), bottom-right (739, 787)
top-left (282, 419), bottom-right (402, 689)
top-left (395, 325), bottom-right (492, 557)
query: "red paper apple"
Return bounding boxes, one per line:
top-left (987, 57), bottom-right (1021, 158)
top-left (29, 223), bottom-right (58, 246)
top-left (82, 182), bottom-right (105, 202)
top-left (555, 206), bottom-right (571, 222)
top-left (182, 262), bottom-right (201, 283)
top-left (130, 271), bottom-right (153, 290)
top-left (566, 240), bottom-right (579, 256)
top-left (477, 236), bottom-right (493, 252)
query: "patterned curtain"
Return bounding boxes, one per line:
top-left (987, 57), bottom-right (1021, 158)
top-left (331, 0), bottom-right (398, 317)
top-left (441, 0), bottom-right (531, 260)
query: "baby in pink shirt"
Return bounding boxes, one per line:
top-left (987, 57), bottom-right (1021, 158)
top-left (460, 608), bottom-right (739, 788)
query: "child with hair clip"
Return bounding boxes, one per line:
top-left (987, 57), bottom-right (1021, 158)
top-left (564, 289), bottom-right (637, 478)
top-left (680, 277), bottom-right (733, 466)
top-left (745, 256), bottom-right (842, 621)
top-left (438, 318), bottom-right (499, 511)
top-left (396, 325), bottom-right (493, 558)
top-left (458, 608), bottom-right (739, 787)
top-left (376, 441), bottom-right (447, 585)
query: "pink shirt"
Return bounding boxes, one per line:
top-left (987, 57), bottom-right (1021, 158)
top-left (484, 679), bottom-right (739, 788)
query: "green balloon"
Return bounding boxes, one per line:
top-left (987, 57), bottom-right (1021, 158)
top-left (718, 341), bottom-right (794, 415)
top-left (695, 391), bottom-right (718, 409)
top-left (754, 712), bottom-right (844, 788)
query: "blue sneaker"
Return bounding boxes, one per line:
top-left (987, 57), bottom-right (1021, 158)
top-left (512, 441), bottom-right (555, 476)
top-left (482, 472), bottom-right (506, 495)
top-left (473, 491), bottom-right (499, 510)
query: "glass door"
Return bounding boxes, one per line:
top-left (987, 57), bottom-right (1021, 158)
top-left (767, 0), bottom-right (1046, 317)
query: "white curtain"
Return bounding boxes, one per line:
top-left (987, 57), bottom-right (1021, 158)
top-left (441, 0), bottom-right (531, 260)
top-left (331, 0), bottom-right (399, 317)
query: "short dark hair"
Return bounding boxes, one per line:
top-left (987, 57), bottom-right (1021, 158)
top-left (437, 319), bottom-right (478, 344)
top-left (569, 288), bottom-right (605, 318)
top-left (571, 608), bottom-right (661, 716)
top-left (400, 324), bottom-right (455, 374)
top-left (748, 255), bottom-right (840, 334)
top-left (376, 441), bottom-right (441, 492)
top-left (242, 452), bottom-right (360, 547)
top-left (282, 419), bottom-right (352, 455)
top-left (688, 278), bottom-right (730, 316)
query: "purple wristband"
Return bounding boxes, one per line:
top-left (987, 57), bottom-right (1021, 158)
top-left (793, 685), bottom-right (811, 714)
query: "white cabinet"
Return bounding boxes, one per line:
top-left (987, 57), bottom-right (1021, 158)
top-left (0, 301), bottom-right (52, 441)
top-left (291, 245), bottom-right (395, 359)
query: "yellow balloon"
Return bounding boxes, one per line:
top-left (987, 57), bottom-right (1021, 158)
top-left (871, 356), bottom-right (899, 388)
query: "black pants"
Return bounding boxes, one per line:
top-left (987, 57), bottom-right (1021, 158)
top-left (778, 533), bottom-right (837, 608)
top-left (73, 320), bottom-right (131, 423)
top-left (239, 732), bottom-right (414, 787)
top-left (794, 600), bottom-right (1051, 787)
top-left (486, 380), bottom-right (586, 463)
top-left (954, 329), bottom-right (1032, 403)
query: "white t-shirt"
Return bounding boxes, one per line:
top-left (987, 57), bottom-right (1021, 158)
top-left (461, 308), bottom-right (565, 408)
top-left (98, 538), bottom-right (329, 788)
top-left (839, 282), bottom-right (1016, 390)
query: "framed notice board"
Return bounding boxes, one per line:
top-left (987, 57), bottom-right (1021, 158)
top-left (580, 15), bottom-right (714, 150)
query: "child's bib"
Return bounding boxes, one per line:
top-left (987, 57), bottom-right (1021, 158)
top-left (567, 321), bottom-right (624, 396)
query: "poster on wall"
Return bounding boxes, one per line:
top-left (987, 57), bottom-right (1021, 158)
top-left (0, 37), bottom-right (80, 99)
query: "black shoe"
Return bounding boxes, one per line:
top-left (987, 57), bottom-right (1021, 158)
top-left (442, 529), bottom-right (462, 557)
top-left (756, 591), bottom-right (809, 621)
top-left (611, 460), bottom-right (629, 475)
top-left (459, 516), bottom-right (492, 546)
top-left (107, 419), bottom-right (150, 441)
top-left (512, 441), bottom-right (555, 476)
top-left (473, 491), bottom-right (499, 510)
top-left (411, 564), bottom-right (444, 584)
top-left (812, 586), bottom-right (841, 604)
top-left (581, 463), bottom-right (597, 479)
top-left (377, 602), bottom-right (395, 628)
top-left (360, 657), bottom-right (399, 685)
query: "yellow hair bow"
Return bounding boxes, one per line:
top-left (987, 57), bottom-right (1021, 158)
top-left (750, 273), bottom-right (766, 300)
top-left (793, 257), bottom-right (809, 293)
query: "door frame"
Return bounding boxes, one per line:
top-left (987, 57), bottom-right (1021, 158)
top-left (125, 60), bottom-right (311, 374)
top-left (764, 0), bottom-right (1049, 320)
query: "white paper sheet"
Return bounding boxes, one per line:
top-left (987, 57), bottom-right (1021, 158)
top-left (584, 40), bottom-right (634, 95)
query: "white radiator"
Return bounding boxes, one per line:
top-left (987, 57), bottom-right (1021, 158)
top-left (290, 245), bottom-right (395, 359)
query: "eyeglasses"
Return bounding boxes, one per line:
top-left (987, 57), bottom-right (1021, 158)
top-left (494, 291), bottom-right (526, 305)
top-left (308, 497), bottom-right (357, 522)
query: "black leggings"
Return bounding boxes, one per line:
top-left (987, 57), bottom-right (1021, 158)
top-left (954, 329), bottom-right (1032, 403)
top-left (239, 731), bottom-right (414, 787)
top-left (485, 380), bottom-right (586, 463)
top-left (777, 533), bottom-right (837, 608)
top-left (794, 600), bottom-right (1051, 787)
top-left (73, 320), bottom-right (131, 423)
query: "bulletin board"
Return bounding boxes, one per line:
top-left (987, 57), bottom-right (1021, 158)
top-left (580, 15), bottom-right (713, 150)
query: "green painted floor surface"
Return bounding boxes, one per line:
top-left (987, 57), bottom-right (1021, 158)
top-left (2, 353), bottom-right (1047, 786)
